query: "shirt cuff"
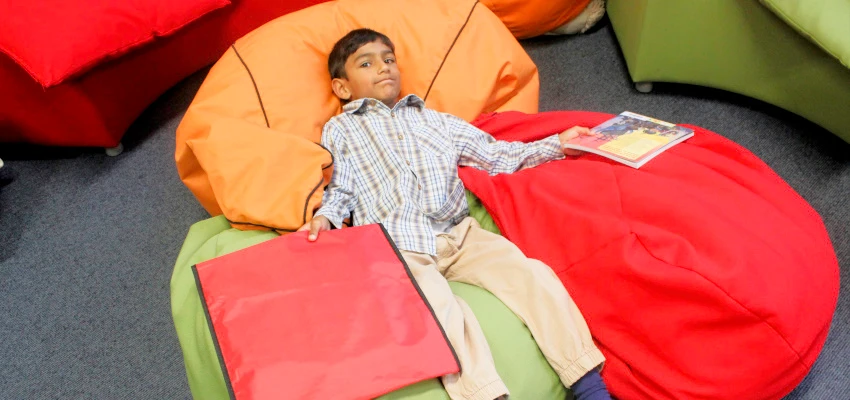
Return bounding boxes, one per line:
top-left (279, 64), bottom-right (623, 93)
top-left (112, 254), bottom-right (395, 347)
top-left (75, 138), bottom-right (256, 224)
top-left (538, 134), bottom-right (566, 162)
top-left (314, 208), bottom-right (346, 229)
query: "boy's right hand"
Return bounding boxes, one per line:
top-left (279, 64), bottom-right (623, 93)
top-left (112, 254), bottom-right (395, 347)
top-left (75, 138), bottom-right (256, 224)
top-left (297, 215), bottom-right (331, 241)
top-left (559, 126), bottom-right (592, 156)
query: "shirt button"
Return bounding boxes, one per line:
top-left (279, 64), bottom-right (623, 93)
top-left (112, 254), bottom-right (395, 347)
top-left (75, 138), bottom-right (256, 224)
top-left (398, 134), bottom-right (403, 140)
top-left (418, 185), bottom-right (422, 190)
top-left (406, 160), bottom-right (411, 165)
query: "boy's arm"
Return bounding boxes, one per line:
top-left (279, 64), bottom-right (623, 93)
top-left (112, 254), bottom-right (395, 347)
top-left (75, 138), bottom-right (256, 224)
top-left (446, 114), bottom-right (565, 175)
top-left (313, 122), bottom-right (356, 228)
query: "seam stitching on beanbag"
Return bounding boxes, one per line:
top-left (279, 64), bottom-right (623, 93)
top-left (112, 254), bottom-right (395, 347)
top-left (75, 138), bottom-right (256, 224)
top-left (302, 176), bottom-right (325, 226)
top-left (608, 164), bottom-right (809, 371)
top-left (230, 44), bottom-right (270, 128)
top-left (228, 43), bottom-right (336, 231)
top-left (555, 165), bottom-right (628, 276)
top-left (687, 146), bottom-right (819, 242)
top-left (319, 143), bottom-right (335, 170)
top-left (424, 0), bottom-right (480, 102)
top-left (227, 218), bottom-right (295, 233)
top-left (630, 233), bottom-right (809, 370)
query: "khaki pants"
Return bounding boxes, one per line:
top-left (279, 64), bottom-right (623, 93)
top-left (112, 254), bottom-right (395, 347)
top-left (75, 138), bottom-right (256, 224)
top-left (401, 217), bottom-right (605, 400)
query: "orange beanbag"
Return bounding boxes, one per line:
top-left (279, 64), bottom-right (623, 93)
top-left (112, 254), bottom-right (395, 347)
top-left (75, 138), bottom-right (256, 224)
top-left (176, 0), bottom-right (539, 232)
top-left (481, 0), bottom-right (592, 39)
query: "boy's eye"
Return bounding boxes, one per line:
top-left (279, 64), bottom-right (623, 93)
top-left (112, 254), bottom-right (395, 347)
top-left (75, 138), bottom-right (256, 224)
top-left (385, 58), bottom-right (395, 64)
top-left (360, 62), bottom-right (371, 68)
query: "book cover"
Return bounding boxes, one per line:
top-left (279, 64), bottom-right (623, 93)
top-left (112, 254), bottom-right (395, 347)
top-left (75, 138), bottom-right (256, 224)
top-left (563, 111), bottom-right (694, 168)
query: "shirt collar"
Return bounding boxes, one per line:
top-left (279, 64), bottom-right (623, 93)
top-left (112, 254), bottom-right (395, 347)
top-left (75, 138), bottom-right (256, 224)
top-left (342, 94), bottom-right (426, 114)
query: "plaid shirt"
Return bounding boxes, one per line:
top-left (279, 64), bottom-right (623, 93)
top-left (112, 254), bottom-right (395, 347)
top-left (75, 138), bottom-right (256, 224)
top-left (315, 94), bottom-right (564, 255)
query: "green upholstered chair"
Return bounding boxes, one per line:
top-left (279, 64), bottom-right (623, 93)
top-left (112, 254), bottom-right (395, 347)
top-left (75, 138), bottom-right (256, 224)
top-left (606, 0), bottom-right (850, 144)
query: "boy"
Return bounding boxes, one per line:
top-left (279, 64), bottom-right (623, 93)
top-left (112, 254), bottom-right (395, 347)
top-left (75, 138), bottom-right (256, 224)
top-left (299, 29), bottom-right (610, 400)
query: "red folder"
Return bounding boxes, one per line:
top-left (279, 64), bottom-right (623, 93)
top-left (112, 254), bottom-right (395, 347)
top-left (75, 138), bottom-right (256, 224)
top-left (193, 224), bottom-right (459, 400)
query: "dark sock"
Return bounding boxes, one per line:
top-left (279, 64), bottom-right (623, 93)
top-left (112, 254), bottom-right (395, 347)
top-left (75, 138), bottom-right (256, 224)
top-left (571, 370), bottom-right (611, 400)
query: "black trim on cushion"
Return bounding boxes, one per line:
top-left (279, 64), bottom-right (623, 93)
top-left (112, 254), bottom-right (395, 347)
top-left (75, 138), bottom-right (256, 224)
top-left (424, 0), bottom-right (480, 102)
top-left (192, 266), bottom-right (238, 400)
top-left (378, 223), bottom-right (461, 372)
top-left (195, 224), bottom-right (459, 399)
top-left (231, 44), bottom-right (270, 128)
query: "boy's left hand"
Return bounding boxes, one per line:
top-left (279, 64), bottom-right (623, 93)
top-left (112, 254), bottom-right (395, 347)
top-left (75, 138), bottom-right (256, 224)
top-left (558, 126), bottom-right (592, 156)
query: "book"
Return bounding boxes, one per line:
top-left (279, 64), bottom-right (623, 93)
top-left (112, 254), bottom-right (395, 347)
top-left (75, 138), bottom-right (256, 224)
top-left (562, 111), bottom-right (694, 168)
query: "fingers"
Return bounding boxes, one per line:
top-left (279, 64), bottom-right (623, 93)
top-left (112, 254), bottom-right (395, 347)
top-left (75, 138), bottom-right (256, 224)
top-left (564, 148), bottom-right (585, 156)
top-left (306, 216), bottom-right (331, 241)
top-left (308, 220), bottom-right (321, 241)
top-left (567, 126), bottom-right (591, 137)
top-left (560, 126), bottom-right (591, 142)
top-left (560, 126), bottom-right (592, 157)
top-left (297, 217), bottom-right (331, 241)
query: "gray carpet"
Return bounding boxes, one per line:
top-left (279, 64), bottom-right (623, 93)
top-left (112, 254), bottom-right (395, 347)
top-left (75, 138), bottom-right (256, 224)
top-left (0, 18), bottom-right (847, 399)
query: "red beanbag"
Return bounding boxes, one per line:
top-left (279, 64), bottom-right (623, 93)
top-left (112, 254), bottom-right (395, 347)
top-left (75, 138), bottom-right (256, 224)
top-left (0, 0), bottom-right (231, 88)
top-left (458, 111), bottom-right (839, 400)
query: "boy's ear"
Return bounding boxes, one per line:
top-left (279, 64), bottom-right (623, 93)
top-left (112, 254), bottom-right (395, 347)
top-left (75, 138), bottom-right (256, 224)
top-left (331, 78), bottom-right (351, 101)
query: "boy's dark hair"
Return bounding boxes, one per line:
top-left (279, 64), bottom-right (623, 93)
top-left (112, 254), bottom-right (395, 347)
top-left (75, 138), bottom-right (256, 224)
top-left (328, 29), bottom-right (395, 79)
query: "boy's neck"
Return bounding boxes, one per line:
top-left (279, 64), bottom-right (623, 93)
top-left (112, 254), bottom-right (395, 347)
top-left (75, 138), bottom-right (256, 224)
top-left (349, 96), bottom-right (398, 109)
top-left (381, 99), bottom-right (398, 109)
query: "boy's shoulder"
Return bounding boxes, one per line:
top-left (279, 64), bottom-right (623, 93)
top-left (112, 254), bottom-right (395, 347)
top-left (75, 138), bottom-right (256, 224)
top-left (325, 113), bottom-right (346, 124)
top-left (323, 112), bottom-right (351, 129)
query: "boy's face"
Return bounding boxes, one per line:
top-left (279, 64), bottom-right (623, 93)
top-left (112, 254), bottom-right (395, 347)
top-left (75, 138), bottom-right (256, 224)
top-left (332, 41), bottom-right (401, 108)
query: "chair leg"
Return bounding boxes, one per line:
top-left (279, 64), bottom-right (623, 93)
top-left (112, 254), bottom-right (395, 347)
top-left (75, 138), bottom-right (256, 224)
top-left (105, 143), bottom-right (124, 157)
top-left (635, 82), bottom-right (654, 93)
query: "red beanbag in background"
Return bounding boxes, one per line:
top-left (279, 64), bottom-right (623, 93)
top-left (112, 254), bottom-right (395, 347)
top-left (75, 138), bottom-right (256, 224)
top-left (0, 0), bottom-right (231, 88)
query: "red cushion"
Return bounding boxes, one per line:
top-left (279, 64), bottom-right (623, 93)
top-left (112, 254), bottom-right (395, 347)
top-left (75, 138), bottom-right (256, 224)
top-left (194, 224), bottom-right (459, 399)
top-left (458, 111), bottom-right (839, 399)
top-left (0, 0), bottom-right (231, 88)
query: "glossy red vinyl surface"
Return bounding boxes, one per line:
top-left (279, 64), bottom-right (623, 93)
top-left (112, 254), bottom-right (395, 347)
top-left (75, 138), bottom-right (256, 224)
top-left (194, 224), bottom-right (458, 400)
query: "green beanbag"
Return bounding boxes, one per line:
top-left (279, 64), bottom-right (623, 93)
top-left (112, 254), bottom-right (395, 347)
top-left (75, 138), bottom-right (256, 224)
top-left (170, 194), bottom-right (569, 399)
